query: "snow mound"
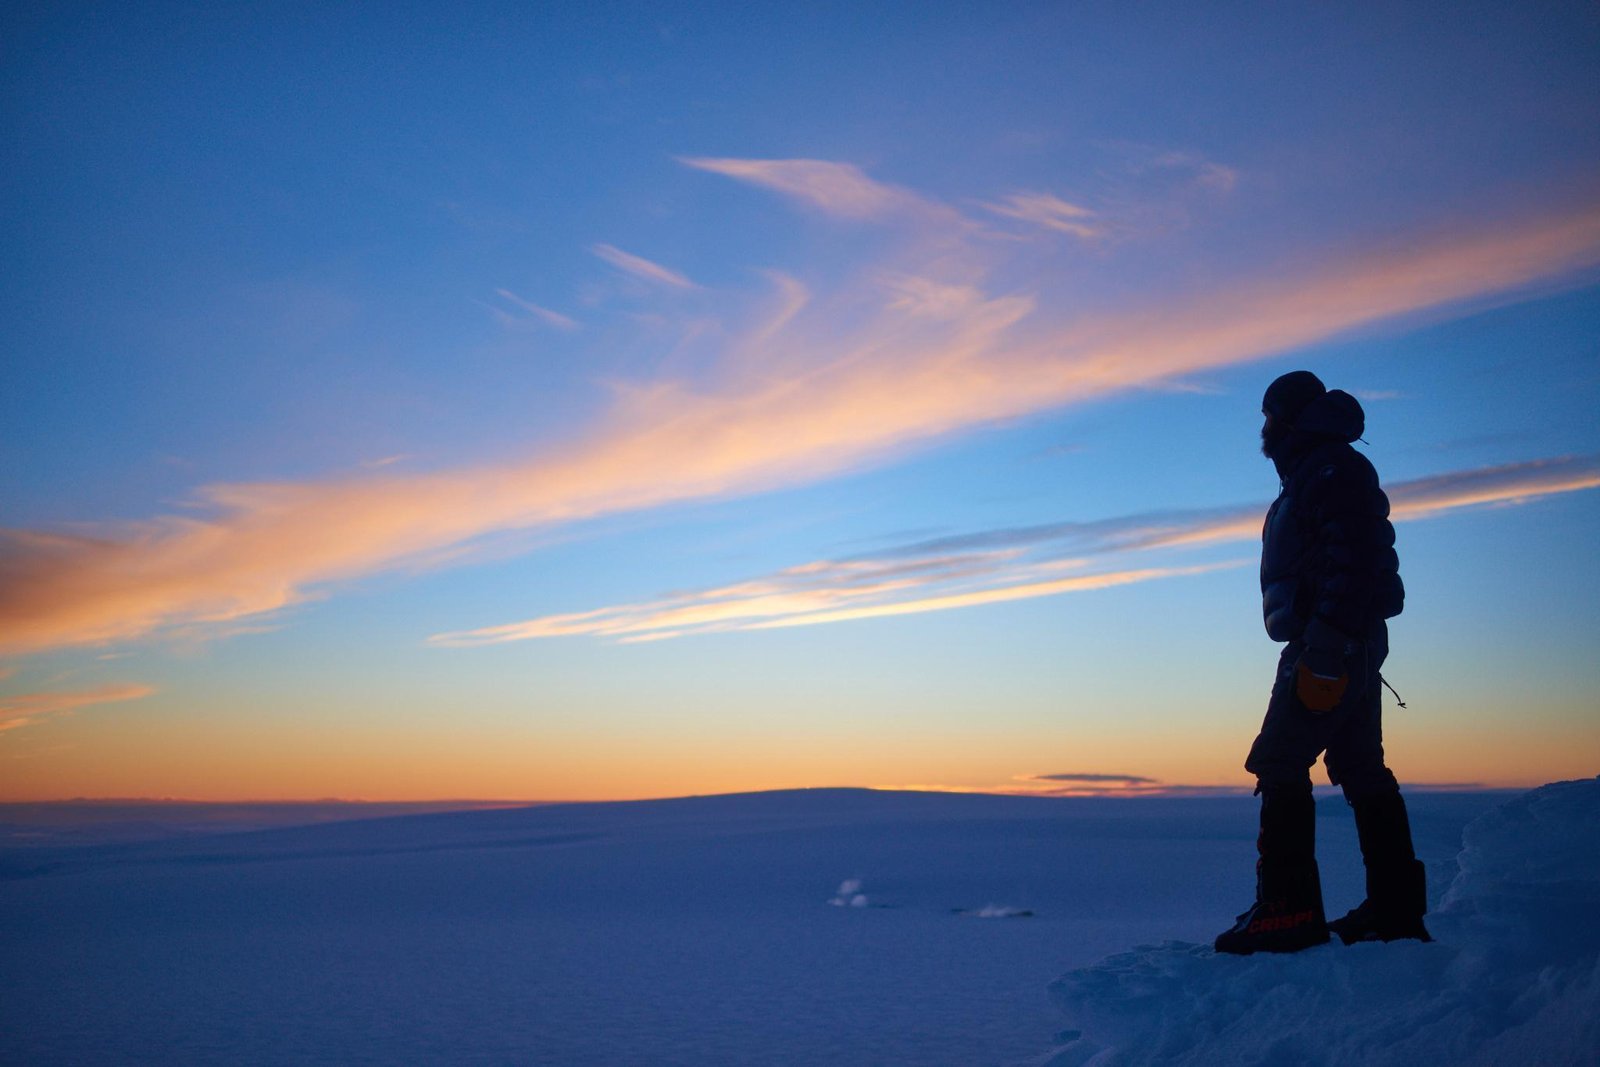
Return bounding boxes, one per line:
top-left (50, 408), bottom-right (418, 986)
top-left (829, 877), bottom-right (868, 907)
top-left (1045, 777), bottom-right (1600, 1067)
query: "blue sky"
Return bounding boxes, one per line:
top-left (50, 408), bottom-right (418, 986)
top-left (2, 1), bottom-right (1597, 799)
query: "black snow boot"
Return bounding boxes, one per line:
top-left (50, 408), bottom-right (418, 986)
top-left (1215, 785), bottom-right (1330, 955)
top-left (1329, 791), bottom-right (1432, 945)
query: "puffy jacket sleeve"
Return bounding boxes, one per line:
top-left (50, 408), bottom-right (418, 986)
top-left (1299, 449), bottom-right (1404, 638)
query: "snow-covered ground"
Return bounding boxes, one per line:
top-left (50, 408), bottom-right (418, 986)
top-left (1045, 776), bottom-right (1600, 1067)
top-left (0, 782), bottom-right (1588, 1066)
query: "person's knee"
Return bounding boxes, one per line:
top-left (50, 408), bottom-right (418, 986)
top-left (1245, 730), bottom-right (1318, 788)
top-left (1249, 765), bottom-right (1313, 796)
top-left (1334, 764), bottom-right (1399, 805)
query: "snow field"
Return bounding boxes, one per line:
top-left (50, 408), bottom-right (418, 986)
top-left (1045, 776), bottom-right (1600, 1067)
top-left (0, 786), bottom-right (1533, 1065)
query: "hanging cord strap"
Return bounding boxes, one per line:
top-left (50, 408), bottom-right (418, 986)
top-left (1378, 673), bottom-right (1407, 709)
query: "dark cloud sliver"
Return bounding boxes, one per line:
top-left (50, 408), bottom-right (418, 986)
top-left (843, 454), bottom-right (1600, 567)
top-left (430, 454), bottom-right (1599, 647)
top-left (853, 506), bottom-right (1252, 562)
top-left (1035, 773), bottom-right (1160, 785)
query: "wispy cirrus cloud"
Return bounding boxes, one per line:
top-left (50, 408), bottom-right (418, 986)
top-left (591, 243), bottom-right (697, 289)
top-left (1389, 455), bottom-right (1600, 519)
top-left (679, 157), bottom-right (966, 226)
top-left (892, 454), bottom-right (1600, 557)
top-left (739, 562), bottom-right (1237, 634)
top-left (1101, 144), bottom-right (1241, 198)
top-left (430, 551), bottom-right (1024, 646)
top-left (1142, 150), bottom-right (1239, 193)
top-left (433, 560), bottom-right (1238, 647)
top-left (2, 156), bottom-right (1598, 657)
top-left (980, 192), bottom-right (1101, 238)
top-left (427, 454), bottom-right (1600, 646)
top-left (0, 684), bottom-right (154, 733)
top-left (493, 288), bottom-right (579, 330)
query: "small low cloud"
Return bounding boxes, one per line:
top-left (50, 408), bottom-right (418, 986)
top-left (1015, 773), bottom-right (1250, 797)
top-left (591, 243), bottom-right (697, 289)
top-left (0, 683), bottom-right (154, 734)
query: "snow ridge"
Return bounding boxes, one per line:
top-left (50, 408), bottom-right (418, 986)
top-left (1044, 777), bottom-right (1600, 1067)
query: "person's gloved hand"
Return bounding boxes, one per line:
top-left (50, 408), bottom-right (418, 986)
top-left (1295, 619), bottom-right (1353, 713)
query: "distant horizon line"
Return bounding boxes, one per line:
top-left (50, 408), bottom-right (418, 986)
top-left (0, 781), bottom-right (1535, 806)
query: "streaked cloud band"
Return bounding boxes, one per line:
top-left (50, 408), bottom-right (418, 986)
top-left (428, 454), bottom-right (1600, 646)
top-left (2, 176), bottom-right (1598, 656)
top-left (591, 243), bottom-right (697, 289)
top-left (0, 684), bottom-right (155, 733)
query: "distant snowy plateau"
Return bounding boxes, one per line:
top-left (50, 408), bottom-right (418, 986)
top-left (2, 779), bottom-right (1595, 1066)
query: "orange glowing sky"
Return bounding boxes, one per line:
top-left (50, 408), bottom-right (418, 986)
top-left (3, 4), bottom-right (1598, 800)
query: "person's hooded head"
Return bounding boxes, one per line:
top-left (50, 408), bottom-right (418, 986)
top-left (1260, 370), bottom-right (1365, 470)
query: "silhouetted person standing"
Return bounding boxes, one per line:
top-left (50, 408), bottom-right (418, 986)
top-left (1215, 370), bottom-right (1431, 955)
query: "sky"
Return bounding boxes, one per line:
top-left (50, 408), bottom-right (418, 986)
top-left (2, 1), bottom-right (1598, 801)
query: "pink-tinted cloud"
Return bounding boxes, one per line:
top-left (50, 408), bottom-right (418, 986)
top-left (0, 683), bottom-right (154, 733)
top-left (428, 454), bottom-right (1598, 645)
top-left (2, 185), bottom-right (1598, 655)
top-left (1146, 151), bottom-right (1240, 193)
top-left (431, 559), bottom-right (1237, 646)
top-left (980, 191), bottom-right (1101, 238)
top-left (742, 562), bottom-right (1238, 633)
top-left (679, 157), bottom-right (965, 226)
top-left (591, 243), bottom-right (697, 289)
top-left (494, 288), bottom-right (579, 330)
top-left (1388, 455), bottom-right (1600, 519)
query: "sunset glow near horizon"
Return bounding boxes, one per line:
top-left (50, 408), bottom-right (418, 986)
top-left (3, 3), bottom-right (1598, 801)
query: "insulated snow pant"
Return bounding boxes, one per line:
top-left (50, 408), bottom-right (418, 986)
top-left (1245, 621), bottom-right (1400, 803)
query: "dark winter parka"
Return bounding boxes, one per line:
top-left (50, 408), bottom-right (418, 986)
top-left (1260, 390), bottom-right (1404, 644)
